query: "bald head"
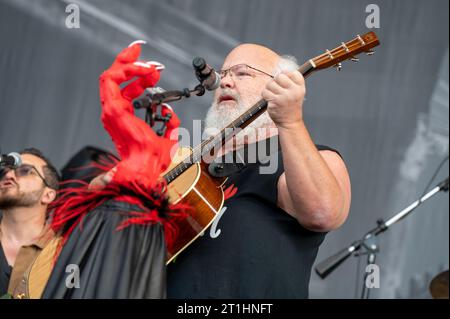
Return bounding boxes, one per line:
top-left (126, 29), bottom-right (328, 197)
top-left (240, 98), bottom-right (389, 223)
top-left (222, 43), bottom-right (280, 74)
top-left (205, 44), bottom-right (282, 143)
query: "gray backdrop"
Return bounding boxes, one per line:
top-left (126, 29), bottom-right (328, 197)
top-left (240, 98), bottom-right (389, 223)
top-left (0, 0), bottom-right (448, 298)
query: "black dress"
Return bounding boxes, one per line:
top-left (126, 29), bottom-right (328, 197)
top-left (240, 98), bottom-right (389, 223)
top-left (42, 200), bottom-right (166, 299)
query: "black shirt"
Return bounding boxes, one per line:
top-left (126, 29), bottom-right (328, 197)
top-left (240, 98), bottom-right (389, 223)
top-left (167, 140), bottom-right (337, 298)
top-left (0, 243), bottom-right (12, 296)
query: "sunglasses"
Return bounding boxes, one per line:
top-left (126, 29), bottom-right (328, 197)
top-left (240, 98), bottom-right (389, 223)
top-left (0, 164), bottom-right (50, 188)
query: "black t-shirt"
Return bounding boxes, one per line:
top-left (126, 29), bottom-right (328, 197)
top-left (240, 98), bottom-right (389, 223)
top-left (0, 244), bottom-right (12, 296)
top-left (167, 140), bottom-right (338, 298)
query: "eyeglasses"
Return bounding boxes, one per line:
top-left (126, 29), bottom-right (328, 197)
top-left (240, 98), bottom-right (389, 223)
top-left (219, 64), bottom-right (274, 80)
top-left (0, 164), bottom-right (50, 188)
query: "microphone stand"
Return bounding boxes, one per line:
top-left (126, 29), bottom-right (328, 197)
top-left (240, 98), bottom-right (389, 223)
top-left (133, 84), bottom-right (206, 107)
top-left (314, 177), bottom-right (449, 298)
top-left (131, 56), bottom-right (218, 136)
top-left (133, 84), bottom-right (206, 136)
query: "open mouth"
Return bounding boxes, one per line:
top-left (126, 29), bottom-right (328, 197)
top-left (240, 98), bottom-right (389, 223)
top-left (0, 181), bottom-right (16, 189)
top-left (218, 95), bottom-right (236, 103)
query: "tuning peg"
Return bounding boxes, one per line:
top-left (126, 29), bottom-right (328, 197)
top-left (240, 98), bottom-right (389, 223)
top-left (334, 62), bottom-right (342, 71)
top-left (350, 57), bottom-right (359, 62)
top-left (366, 49), bottom-right (375, 56)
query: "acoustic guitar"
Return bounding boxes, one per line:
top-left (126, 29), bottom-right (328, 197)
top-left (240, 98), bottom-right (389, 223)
top-left (164, 31), bottom-right (380, 264)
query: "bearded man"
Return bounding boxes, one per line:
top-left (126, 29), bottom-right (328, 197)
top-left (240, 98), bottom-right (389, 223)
top-left (167, 44), bottom-right (352, 298)
top-left (0, 148), bottom-right (59, 298)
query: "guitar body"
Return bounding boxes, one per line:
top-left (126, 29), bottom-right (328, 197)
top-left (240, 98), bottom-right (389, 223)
top-left (165, 146), bottom-right (226, 264)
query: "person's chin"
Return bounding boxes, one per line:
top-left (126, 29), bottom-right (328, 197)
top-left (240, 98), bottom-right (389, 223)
top-left (0, 186), bottom-right (19, 198)
top-left (217, 100), bottom-right (237, 109)
top-left (0, 185), bottom-right (16, 194)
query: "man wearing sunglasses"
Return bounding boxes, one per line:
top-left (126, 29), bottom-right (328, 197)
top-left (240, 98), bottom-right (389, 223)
top-left (0, 148), bottom-right (59, 298)
top-left (167, 44), bottom-right (352, 298)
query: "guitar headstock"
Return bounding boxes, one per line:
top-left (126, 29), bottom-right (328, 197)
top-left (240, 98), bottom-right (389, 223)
top-left (309, 31), bottom-right (380, 71)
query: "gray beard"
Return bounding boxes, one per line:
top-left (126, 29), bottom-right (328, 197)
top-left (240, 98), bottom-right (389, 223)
top-left (0, 187), bottom-right (44, 210)
top-left (203, 100), bottom-right (276, 146)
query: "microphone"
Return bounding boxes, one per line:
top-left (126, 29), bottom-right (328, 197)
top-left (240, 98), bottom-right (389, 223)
top-left (192, 57), bottom-right (220, 91)
top-left (0, 152), bottom-right (22, 167)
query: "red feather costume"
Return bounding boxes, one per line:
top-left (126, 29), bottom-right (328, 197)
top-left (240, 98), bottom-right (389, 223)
top-left (42, 42), bottom-right (189, 298)
top-left (51, 42), bottom-right (189, 249)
